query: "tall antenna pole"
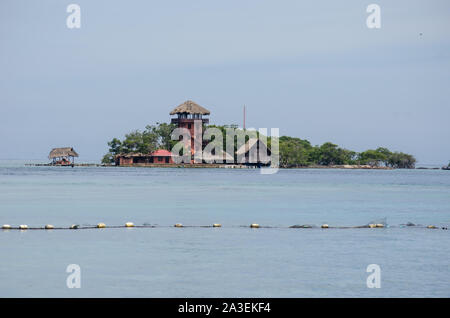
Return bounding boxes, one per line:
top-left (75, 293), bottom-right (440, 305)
top-left (243, 104), bottom-right (246, 130)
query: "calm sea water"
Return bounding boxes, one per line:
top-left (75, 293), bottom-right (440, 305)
top-left (0, 160), bottom-right (449, 297)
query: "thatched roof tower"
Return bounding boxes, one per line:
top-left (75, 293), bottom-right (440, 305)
top-left (170, 100), bottom-right (210, 158)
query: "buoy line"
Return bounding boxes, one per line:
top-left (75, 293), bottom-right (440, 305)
top-left (0, 222), bottom-right (448, 231)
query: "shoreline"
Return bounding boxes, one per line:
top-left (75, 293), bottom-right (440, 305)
top-left (23, 163), bottom-right (448, 170)
top-left (23, 163), bottom-right (404, 169)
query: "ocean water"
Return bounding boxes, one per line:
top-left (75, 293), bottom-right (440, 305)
top-left (0, 161), bottom-right (449, 297)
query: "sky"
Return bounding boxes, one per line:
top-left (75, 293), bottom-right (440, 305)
top-left (0, 0), bottom-right (449, 164)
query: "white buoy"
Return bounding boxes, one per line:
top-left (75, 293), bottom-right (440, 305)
top-left (427, 225), bottom-right (437, 229)
top-left (321, 224), bottom-right (329, 228)
top-left (174, 223), bottom-right (183, 228)
top-left (97, 223), bottom-right (106, 228)
top-left (70, 224), bottom-right (79, 229)
top-left (45, 224), bottom-right (54, 229)
top-left (125, 222), bottom-right (134, 227)
top-left (213, 223), bottom-right (222, 227)
top-left (250, 224), bottom-right (260, 228)
top-left (369, 224), bottom-right (376, 228)
top-left (19, 224), bottom-right (28, 230)
top-left (2, 224), bottom-right (11, 230)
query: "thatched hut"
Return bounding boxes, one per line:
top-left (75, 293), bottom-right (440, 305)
top-left (48, 147), bottom-right (78, 165)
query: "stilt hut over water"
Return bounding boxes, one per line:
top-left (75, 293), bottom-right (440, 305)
top-left (48, 147), bottom-right (79, 165)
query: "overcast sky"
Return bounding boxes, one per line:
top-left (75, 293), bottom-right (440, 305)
top-left (0, 0), bottom-right (449, 164)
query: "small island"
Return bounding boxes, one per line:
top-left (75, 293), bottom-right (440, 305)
top-left (101, 100), bottom-right (416, 169)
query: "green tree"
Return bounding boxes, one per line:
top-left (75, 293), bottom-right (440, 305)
top-left (101, 122), bottom-right (416, 168)
top-left (279, 136), bottom-right (312, 167)
top-left (145, 123), bottom-right (177, 150)
top-left (121, 130), bottom-right (145, 153)
top-left (358, 149), bottom-right (388, 166)
top-left (101, 153), bottom-right (114, 164)
top-left (108, 138), bottom-right (122, 154)
top-left (387, 152), bottom-right (416, 169)
top-left (312, 142), bottom-right (354, 165)
top-left (102, 138), bottom-right (123, 164)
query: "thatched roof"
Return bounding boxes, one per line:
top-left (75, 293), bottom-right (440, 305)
top-left (170, 100), bottom-right (210, 115)
top-left (48, 147), bottom-right (79, 159)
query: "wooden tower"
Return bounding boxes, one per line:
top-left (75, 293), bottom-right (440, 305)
top-left (170, 100), bottom-right (210, 159)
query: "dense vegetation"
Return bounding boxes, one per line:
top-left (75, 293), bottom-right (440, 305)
top-left (277, 136), bottom-right (416, 168)
top-left (102, 123), bottom-right (416, 169)
top-left (101, 123), bottom-right (177, 164)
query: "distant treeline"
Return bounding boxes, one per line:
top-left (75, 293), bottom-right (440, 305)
top-left (277, 136), bottom-right (415, 168)
top-left (102, 123), bottom-right (416, 169)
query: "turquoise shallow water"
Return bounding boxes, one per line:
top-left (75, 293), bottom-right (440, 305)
top-left (0, 161), bottom-right (449, 297)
